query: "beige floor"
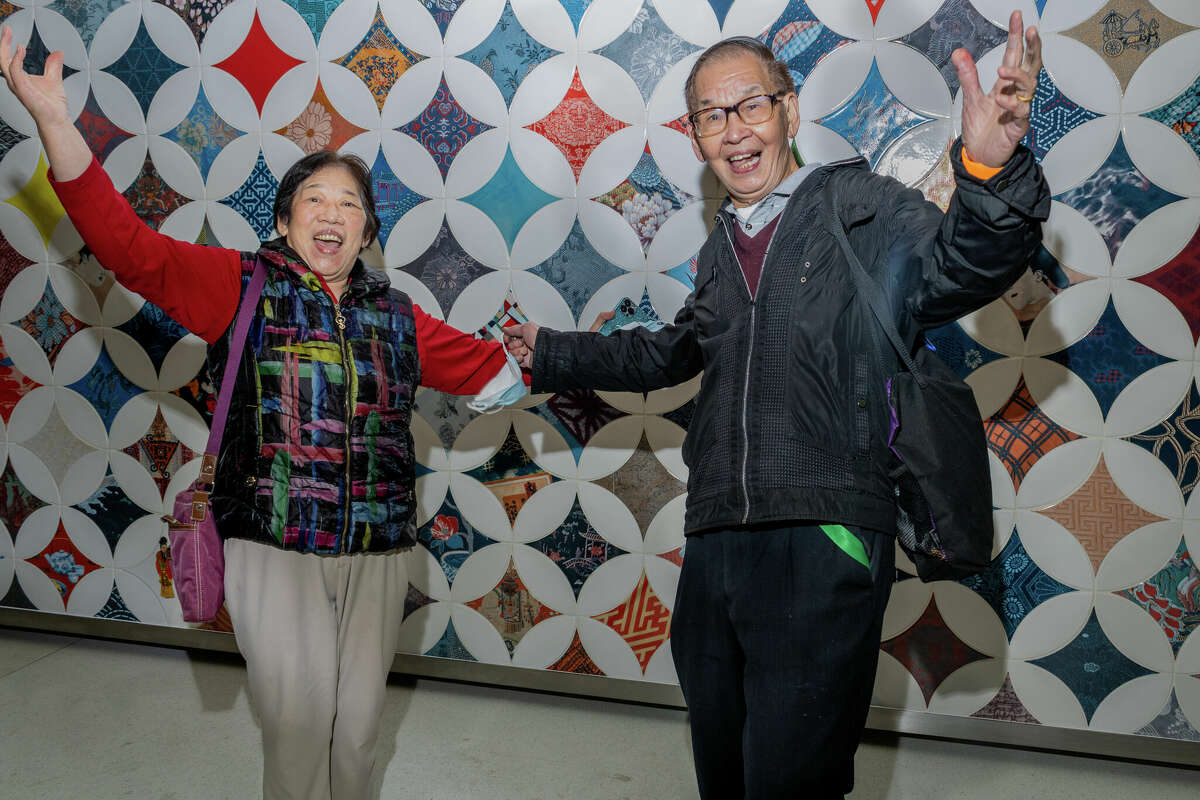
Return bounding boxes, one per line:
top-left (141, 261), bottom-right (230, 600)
top-left (1, 627), bottom-right (1197, 800)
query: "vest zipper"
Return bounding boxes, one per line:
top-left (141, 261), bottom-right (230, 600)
top-left (719, 214), bottom-right (783, 525)
top-left (334, 298), bottom-right (352, 552)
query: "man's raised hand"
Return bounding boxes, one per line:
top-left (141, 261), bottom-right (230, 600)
top-left (953, 10), bottom-right (1042, 168)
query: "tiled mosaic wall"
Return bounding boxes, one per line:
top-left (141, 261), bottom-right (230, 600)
top-left (1, 0), bottom-right (1198, 744)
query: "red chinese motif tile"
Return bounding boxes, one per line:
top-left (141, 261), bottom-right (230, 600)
top-left (526, 70), bottom-right (629, 180)
top-left (984, 379), bottom-right (1079, 491)
top-left (0, 340), bottom-right (38, 423)
top-left (1039, 456), bottom-right (1166, 570)
top-left (865, 0), bottom-right (887, 24)
top-left (548, 631), bottom-right (605, 675)
top-left (1132, 222), bottom-right (1200, 342)
top-left (32, 522), bottom-right (101, 604)
top-left (122, 155), bottom-right (187, 230)
top-left (593, 570), bottom-right (671, 673)
top-left (121, 408), bottom-right (194, 497)
top-left (466, 558), bottom-right (559, 654)
top-left (657, 547), bottom-right (684, 567)
top-left (880, 596), bottom-right (990, 705)
top-left (0, 228), bottom-right (33, 295)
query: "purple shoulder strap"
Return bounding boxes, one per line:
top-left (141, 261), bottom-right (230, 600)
top-left (204, 258), bottom-right (267, 456)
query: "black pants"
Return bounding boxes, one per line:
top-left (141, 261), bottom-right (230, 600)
top-left (670, 524), bottom-right (894, 799)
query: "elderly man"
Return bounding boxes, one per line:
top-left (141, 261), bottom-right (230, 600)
top-left (506, 11), bottom-right (1048, 799)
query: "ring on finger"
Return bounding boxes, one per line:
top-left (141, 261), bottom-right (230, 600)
top-left (1015, 91), bottom-right (1033, 102)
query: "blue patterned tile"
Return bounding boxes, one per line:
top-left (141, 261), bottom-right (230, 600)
top-left (1031, 610), bottom-right (1154, 722)
top-left (19, 282), bottom-right (86, 365)
top-left (74, 471), bottom-right (145, 552)
top-left (1143, 73), bottom-right (1200, 162)
top-left (65, 345), bottom-right (142, 431)
top-left (1125, 384), bottom-right (1200, 502)
top-left (0, 119), bottom-right (23, 161)
top-left (281, 0), bottom-right (340, 41)
top-left (558, 0), bottom-right (592, 32)
top-left (372, 151), bottom-right (428, 250)
top-left (164, 88), bottom-right (244, 182)
top-left (102, 19), bottom-right (185, 117)
top-left (597, 1), bottom-right (697, 103)
top-left (50, 0), bottom-right (125, 49)
top-left (900, 0), bottom-right (1007, 96)
top-left (1046, 300), bottom-right (1171, 416)
top-left (418, 494), bottom-right (499, 584)
top-left (924, 321), bottom-right (1006, 379)
top-left (218, 153), bottom-right (280, 242)
top-left (665, 251), bottom-right (699, 292)
top-left (461, 2), bottom-right (559, 106)
top-left (422, 0), bottom-right (469, 36)
top-left (114, 302), bottom-right (190, 375)
top-left (530, 499), bottom-right (627, 597)
top-left (402, 221), bottom-right (492, 313)
top-left (399, 77), bottom-right (494, 179)
top-left (817, 61), bottom-right (936, 168)
top-left (960, 530), bottom-right (1074, 639)
top-left (758, 1), bottom-right (851, 91)
top-left (529, 220), bottom-right (624, 321)
top-left (425, 618), bottom-right (476, 660)
top-left (592, 150), bottom-right (692, 253)
top-left (24, 25), bottom-right (78, 82)
top-left (1021, 68), bottom-right (1102, 161)
top-left (461, 147), bottom-right (557, 250)
top-left (707, 0), bottom-right (733, 27)
top-left (1137, 689), bottom-right (1200, 741)
top-left (1055, 136), bottom-right (1184, 262)
top-left (96, 584), bottom-right (139, 621)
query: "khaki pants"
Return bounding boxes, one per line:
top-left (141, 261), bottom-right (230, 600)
top-left (224, 538), bottom-right (407, 800)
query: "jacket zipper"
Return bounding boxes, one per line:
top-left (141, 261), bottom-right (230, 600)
top-left (719, 214), bottom-right (783, 525)
top-left (333, 298), bottom-right (353, 552)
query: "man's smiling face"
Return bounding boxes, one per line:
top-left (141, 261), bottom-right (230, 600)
top-left (689, 51), bottom-right (801, 208)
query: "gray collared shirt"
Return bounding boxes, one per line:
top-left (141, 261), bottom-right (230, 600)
top-left (725, 162), bottom-right (822, 238)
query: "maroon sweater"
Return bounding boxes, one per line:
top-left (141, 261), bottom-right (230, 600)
top-left (731, 215), bottom-right (781, 298)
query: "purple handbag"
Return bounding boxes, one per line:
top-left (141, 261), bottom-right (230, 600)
top-left (163, 261), bottom-right (266, 623)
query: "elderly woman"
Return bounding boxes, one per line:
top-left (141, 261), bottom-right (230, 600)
top-left (1, 28), bottom-right (521, 800)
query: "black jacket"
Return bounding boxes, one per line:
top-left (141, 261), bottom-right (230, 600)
top-left (533, 141), bottom-right (1051, 536)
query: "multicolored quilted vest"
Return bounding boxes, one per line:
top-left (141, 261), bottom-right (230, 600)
top-left (208, 244), bottom-right (421, 555)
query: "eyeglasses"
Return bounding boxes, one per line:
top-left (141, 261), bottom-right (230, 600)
top-left (687, 93), bottom-right (785, 138)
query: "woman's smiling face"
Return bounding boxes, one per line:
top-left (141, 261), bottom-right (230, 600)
top-left (276, 165), bottom-right (368, 295)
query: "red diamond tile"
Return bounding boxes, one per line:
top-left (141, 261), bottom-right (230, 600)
top-left (32, 522), bottom-right (101, 604)
top-left (880, 596), bottom-right (990, 705)
top-left (593, 570), bottom-right (671, 673)
top-left (214, 10), bottom-right (304, 115)
top-left (548, 631), bottom-right (605, 675)
top-left (1133, 222), bottom-right (1200, 342)
top-left (526, 69), bottom-right (629, 180)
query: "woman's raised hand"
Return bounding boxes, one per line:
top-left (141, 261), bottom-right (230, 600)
top-left (0, 26), bottom-right (91, 181)
top-left (1, 26), bottom-right (69, 128)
